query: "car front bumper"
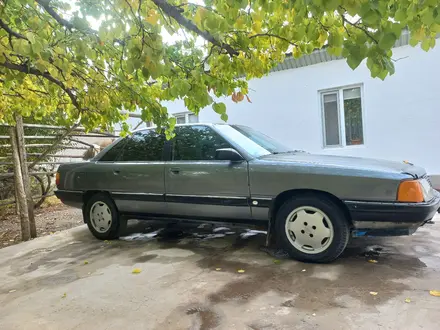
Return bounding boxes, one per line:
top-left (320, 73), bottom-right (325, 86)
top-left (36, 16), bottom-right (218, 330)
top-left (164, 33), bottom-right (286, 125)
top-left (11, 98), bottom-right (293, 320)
top-left (344, 195), bottom-right (440, 237)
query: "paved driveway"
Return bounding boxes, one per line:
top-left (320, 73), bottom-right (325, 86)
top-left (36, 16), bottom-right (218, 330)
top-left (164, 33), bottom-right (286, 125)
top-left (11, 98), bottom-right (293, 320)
top-left (1, 215), bottom-right (440, 330)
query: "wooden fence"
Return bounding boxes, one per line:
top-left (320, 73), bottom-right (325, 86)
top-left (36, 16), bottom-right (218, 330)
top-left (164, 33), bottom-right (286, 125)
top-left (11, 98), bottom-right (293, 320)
top-left (0, 116), bottom-right (117, 241)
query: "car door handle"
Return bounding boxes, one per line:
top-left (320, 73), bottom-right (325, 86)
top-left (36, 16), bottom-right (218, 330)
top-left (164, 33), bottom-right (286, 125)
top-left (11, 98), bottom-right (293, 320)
top-left (170, 167), bottom-right (180, 174)
top-left (113, 170), bottom-right (121, 175)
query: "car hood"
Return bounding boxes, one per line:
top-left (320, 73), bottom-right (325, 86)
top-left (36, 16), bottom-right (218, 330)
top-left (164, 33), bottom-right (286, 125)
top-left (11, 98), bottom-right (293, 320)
top-left (259, 153), bottom-right (426, 178)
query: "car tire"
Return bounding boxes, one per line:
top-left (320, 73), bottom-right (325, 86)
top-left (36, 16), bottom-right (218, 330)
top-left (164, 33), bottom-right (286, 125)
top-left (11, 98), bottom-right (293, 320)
top-left (84, 193), bottom-right (121, 240)
top-left (275, 194), bottom-right (350, 263)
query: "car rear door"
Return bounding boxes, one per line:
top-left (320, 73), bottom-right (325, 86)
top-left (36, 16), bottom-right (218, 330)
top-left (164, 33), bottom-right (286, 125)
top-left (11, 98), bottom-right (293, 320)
top-left (164, 125), bottom-right (251, 220)
top-left (107, 130), bottom-right (167, 215)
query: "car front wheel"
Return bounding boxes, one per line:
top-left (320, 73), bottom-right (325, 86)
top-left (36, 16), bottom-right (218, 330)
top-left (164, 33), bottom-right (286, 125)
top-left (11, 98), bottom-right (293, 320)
top-left (276, 194), bottom-right (350, 263)
top-left (84, 193), bottom-right (121, 240)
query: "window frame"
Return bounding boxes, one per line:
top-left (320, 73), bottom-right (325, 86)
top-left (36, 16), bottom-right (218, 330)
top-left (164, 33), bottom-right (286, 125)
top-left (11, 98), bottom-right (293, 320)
top-left (172, 111), bottom-right (199, 124)
top-left (319, 84), bottom-right (365, 149)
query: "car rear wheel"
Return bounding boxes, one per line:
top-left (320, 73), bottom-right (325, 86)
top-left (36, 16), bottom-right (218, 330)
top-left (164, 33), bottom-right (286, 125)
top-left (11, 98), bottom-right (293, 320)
top-left (84, 193), bottom-right (121, 240)
top-left (275, 194), bottom-right (350, 263)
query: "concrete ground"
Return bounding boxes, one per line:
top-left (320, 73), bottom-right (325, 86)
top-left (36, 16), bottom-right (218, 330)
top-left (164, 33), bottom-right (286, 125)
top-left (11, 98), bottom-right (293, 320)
top-left (1, 215), bottom-right (440, 330)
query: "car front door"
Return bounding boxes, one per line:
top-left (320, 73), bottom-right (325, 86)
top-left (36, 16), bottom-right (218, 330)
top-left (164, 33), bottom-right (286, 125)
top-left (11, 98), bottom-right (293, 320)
top-left (107, 130), bottom-right (167, 215)
top-left (165, 125), bottom-right (251, 220)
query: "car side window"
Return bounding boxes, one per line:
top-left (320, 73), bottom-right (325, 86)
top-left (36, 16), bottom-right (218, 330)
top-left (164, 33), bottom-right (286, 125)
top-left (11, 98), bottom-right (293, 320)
top-left (98, 139), bottom-right (126, 162)
top-left (173, 126), bottom-right (231, 161)
top-left (119, 130), bottom-right (165, 161)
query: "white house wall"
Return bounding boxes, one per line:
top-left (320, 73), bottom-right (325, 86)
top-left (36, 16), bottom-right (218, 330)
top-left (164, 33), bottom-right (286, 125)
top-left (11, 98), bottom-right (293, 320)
top-left (165, 44), bottom-right (440, 182)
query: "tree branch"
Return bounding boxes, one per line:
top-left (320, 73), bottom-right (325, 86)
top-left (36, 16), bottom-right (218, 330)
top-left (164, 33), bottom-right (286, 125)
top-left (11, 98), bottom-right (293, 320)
top-left (249, 33), bottom-right (297, 46)
top-left (35, 0), bottom-right (75, 31)
top-left (177, 2), bottom-right (225, 18)
top-left (0, 19), bottom-right (28, 40)
top-left (339, 8), bottom-right (378, 44)
top-left (3, 93), bottom-right (25, 99)
top-left (25, 88), bottom-right (50, 96)
top-left (0, 60), bottom-right (80, 110)
top-left (151, 0), bottom-right (238, 56)
top-left (36, 0), bottom-right (125, 45)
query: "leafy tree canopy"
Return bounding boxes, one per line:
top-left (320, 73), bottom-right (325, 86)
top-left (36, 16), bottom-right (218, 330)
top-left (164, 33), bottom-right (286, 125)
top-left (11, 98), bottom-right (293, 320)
top-left (0, 0), bottom-right (439, 136)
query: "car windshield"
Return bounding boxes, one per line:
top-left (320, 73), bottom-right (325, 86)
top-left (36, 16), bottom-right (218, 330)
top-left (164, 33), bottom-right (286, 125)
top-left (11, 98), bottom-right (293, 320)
top-left (215, 124), bottom-right (292, 158)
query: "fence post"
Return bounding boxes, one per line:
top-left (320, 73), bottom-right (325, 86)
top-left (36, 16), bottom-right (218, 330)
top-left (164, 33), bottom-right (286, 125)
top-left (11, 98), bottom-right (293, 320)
top-left (15, 115), bottom-right (37, 238)
top-left (10, 126), bottom-right (30, 241)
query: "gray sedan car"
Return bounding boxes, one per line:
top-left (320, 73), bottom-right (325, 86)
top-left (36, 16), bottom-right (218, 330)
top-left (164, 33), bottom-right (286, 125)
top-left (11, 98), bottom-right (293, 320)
top-left (55, 123), bottom-right (440, 262)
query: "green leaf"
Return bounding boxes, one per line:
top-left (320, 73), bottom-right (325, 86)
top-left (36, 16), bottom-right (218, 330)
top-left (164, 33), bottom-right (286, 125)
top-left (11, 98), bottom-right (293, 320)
top-left (327, 46), bottom-right (342, 57)
top-left (409, 37), bottom-right (419, 47)
top-left (347, 55), bottom-right (363, 70)
top-left (174, 79), bottom-right (191, 96)
top-left (25, 32), bottom-right (35, 43)
top-left (421, 10), bottom-right (436, 26)
top-left (141, 67), bottom-right (150, 79)
top-left (212, 102), bottom-right (226, 115)
top-left (378, 33), bottom-right (397, 50)
top-left (377, 70), bottom-right (388, 80)
top-left (328, 32), bottom-right (343, 47)
top-left (362, 9), bottom-right (381, 25)
top-left (169, 116), bottom-right (176, 129)
top-left (126, 60), bottom-right (135, 74)
top-left (34, 59), bottom-right (47, 72)
top-left (421, 39), bottom-right (431, 51)
top-left (395, 9), bottom-right (406, 22)
top-left (384, 58), bottom-right (395, 75)
top-left (170, 85), bottom-right (179, 97)
top-left (32, 40), bottom-right (43, 55)
top-left (132, 58), bottom-right (142, 70)
top-left (220, 113), bottom-right (228, 122)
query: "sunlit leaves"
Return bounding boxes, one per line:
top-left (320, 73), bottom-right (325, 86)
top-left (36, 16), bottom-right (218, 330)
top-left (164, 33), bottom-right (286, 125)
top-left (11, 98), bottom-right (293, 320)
top-left (0, 0), bottom-right (439, 132)
top-left (145, 9), bottom-right (160, 25)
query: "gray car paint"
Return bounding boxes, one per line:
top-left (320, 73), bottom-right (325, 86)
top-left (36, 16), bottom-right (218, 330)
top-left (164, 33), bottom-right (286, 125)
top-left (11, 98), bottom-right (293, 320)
top-left (57, 123), bottom-right (426, 223)
top-left (249, 153), bottom-right (420, 202)
top-left (164, 160), bottom-right (251, 219)
top-left (107, 162), bottom-right (166, 214)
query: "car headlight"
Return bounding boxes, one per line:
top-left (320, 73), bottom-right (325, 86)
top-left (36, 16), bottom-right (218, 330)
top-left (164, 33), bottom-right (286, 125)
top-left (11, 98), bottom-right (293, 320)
top-left (419, 178), bottom-right (434, 202)
top-left (397, 178), bottom-right (434, 203)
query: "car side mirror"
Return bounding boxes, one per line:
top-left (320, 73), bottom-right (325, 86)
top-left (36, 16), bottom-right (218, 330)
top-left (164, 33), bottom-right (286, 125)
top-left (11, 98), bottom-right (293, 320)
top-left (215, 148), bottom-right (244, 161)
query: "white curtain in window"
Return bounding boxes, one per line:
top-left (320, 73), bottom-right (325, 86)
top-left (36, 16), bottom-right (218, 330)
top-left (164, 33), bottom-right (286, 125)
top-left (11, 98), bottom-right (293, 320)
top-left (343, 88), bottom-right (361, 100)
top-left (188, 114), bottom-right (198, 123)
top-left (323, 93), bottom-right (340, 146)
top-left (176, 116), bottom-right (186, 124)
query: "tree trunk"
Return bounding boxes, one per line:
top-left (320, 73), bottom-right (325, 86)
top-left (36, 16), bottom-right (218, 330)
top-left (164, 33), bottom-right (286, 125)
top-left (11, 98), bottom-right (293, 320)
top-left (15, 189), bottom-right (19, 215)
top-left (15, 115), bottom-right (37, 238)
top-left (10, 127), bottom-right (31, 241)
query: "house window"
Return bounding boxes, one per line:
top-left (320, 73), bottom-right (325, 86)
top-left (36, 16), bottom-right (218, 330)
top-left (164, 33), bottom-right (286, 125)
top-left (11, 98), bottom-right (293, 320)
top-left (321, 86), bottom-right (364, 147)
top-left (173, 112), bottom-right (199, 124)
top-left (144, 111), bottom-right (198, 128)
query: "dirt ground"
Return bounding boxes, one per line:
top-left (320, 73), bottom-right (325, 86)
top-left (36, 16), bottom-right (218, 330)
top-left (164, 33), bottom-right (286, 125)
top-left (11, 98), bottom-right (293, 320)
top-left (0, 200), bottom-right (83, 248)
top-left (0, 210), bottom-right (440, 330)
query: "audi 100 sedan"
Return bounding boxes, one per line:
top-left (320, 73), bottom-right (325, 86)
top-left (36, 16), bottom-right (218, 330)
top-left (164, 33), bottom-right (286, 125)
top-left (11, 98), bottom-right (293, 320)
top-left (55, 124), bottom-right (440, 262)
